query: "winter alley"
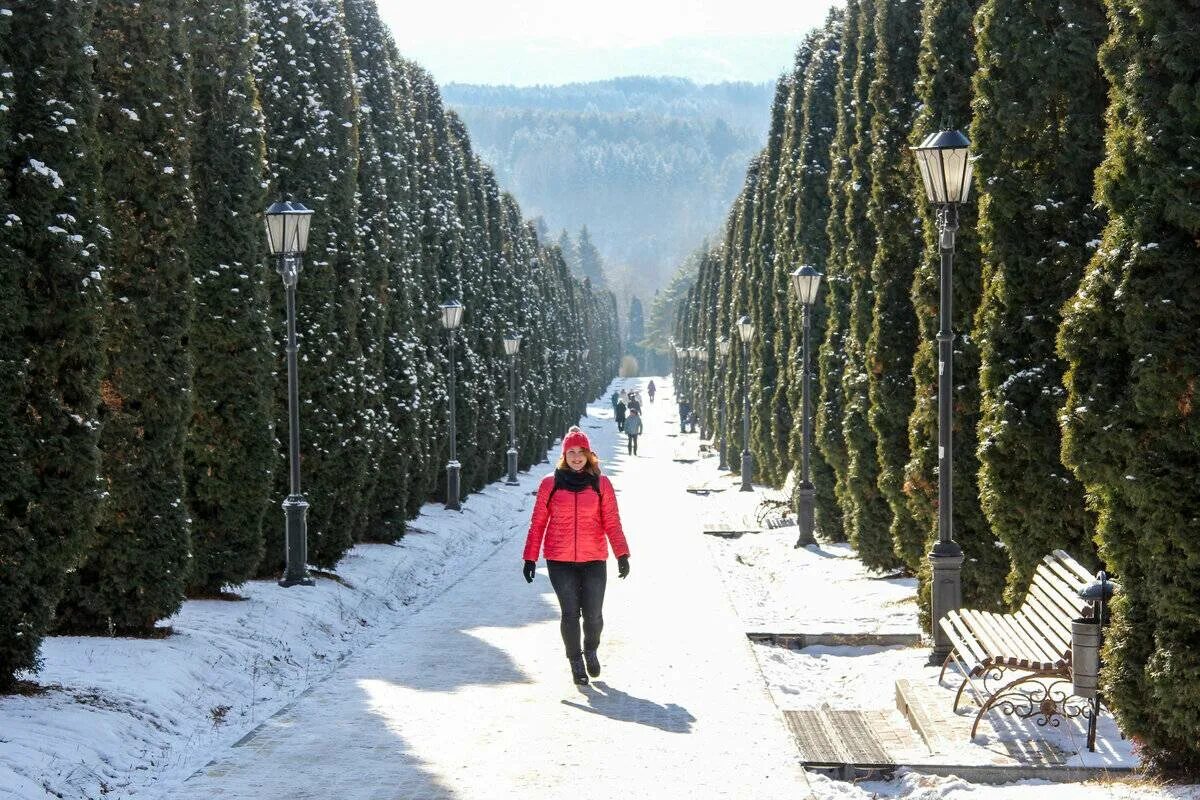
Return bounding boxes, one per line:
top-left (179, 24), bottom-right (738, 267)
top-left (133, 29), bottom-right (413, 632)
top-left (169, 377), bottom-right (812, 799)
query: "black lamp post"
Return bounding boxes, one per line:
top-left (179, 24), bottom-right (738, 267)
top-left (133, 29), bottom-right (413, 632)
top-left (790, 265), bottom-right (823, 547)
top-left (697, 348), bottom-right (710, 439)
top-left (914, 128), bottom-right (973, 663)
top-left (581, 347), bottom-right (590, 415)
top-left (439, 299), bottom-right (464, 510)
top-left (717, 337), bottom-right (731, 470)
top-left (503, 332), bottom-right (521, 485)
top-left (264, 200), bottom-right (316, 588)
top-left (736, 315), bottom-right (755, 492)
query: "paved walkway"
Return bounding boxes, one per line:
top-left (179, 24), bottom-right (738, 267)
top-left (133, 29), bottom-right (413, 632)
top-left (172, 378), bottom-right (812, 799)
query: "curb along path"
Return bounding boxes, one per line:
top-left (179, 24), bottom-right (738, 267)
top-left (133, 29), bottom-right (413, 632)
top-left (171, 377), bottom-right (811, 800)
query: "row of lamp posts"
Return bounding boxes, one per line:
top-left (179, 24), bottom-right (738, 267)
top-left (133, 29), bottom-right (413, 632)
top-left (264, 127), bottom-right (971, 664)
top-left (688, 128), bottom-right (971, 662)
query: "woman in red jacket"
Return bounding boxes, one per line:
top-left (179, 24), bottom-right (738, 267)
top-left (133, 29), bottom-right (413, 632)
top-left (523, 427), bottom-right (630, 685)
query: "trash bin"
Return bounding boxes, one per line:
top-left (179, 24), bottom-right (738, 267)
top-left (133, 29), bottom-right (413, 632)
top-left (1071, 617), bottom-right (1101, 698)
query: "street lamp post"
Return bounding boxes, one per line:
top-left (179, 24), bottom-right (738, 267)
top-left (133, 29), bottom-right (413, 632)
top-left (736, 316), bottom-right (755, 492)
top-left (265, 200), bottom-right (316, 588)
top-left (914, 128), bottom-right (974, 664)
top-left (698, 348), bottom-right (710, 439)
top-left (790, 265), bottom-right (823, 548)
top-left (504, 332), bottom-right (522, 485)
top-left (581, 347), bottom-right (590, 415)
top-left (717, 337), bottom-right (731, 471)
top-left (440, 299), bottom-right (465, 511)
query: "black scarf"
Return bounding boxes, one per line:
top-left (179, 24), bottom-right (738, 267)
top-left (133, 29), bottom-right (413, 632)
top-left (554, 467), bottom-right (600, 494)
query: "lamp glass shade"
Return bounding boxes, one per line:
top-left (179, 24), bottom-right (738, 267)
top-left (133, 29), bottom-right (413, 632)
top-left (264, 200), bottom-right (314, 256)
top-left (913, 129), bottom-right (973, 205)
top-left (503, 332), bottom-right (521, 356)
top-left (736, 315), bottom-right (755, 343)
top-left (789, 265), bottom-right (823, 305)
top-left (439, 299), bottom-right (464, 330)
top-left (717, 337), bottom-right (731, 357)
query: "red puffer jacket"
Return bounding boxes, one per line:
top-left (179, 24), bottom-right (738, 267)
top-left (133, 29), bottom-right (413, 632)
top-left (523, 473), bottom-right (630, 562)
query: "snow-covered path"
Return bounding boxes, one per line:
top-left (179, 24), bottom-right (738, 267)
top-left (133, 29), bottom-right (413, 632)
top-left (171, 377), bottom-right (812, 799)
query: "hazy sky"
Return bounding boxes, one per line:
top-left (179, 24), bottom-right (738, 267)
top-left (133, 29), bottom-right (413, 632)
top-left (377, 0), bottom-right (843, 86)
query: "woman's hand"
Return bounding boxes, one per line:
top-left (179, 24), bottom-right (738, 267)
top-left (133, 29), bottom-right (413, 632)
top-left (523, 560), bottom-right (536, 583)
top-left (617, 555), bottom-right (630, 579)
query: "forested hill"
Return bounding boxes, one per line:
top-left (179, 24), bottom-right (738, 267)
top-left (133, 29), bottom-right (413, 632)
top-left (442, 77), bottom-right (774, 290)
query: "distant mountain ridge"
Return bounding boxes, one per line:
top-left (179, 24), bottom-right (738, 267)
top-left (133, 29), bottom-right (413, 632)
top-left (442, 77), bottom-right (774, 291)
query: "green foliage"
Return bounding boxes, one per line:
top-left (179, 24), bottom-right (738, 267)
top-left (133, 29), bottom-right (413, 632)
top-left (184, 0), bottom-right (273, 593)
top-left (970, 0), bottom-right (1106, 601)
top-left (864, 0), bottom-right (923, 574)
top-left (1059, 0), bottom-right (1200, 771)
top-left (904, 0), bottom-right (1006, 627)
top-left (0, 0), bottom-right (104, 685)
top-left (57, 0), bottom-right (195, 633)
top-left (840, 0), bottom-right (899, 571)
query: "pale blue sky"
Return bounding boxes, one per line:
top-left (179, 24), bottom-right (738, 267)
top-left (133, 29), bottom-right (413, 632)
top-left (377, 0), bottom-right (843, 86)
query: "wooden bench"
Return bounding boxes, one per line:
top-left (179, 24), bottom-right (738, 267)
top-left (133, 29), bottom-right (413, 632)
top-left (938, 549), bottom-right (1094, 737)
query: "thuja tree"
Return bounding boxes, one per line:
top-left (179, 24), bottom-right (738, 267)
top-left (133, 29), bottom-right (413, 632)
top-left (971, 0), bottom-right (1106, 600)
top-left (1059, 0), bottom-right (1200, 771)
top-left (747, 80), bottom-right (790, 486)
top-left (0, 0), bottom-right (104, 684)
top-left (815, 0), bottom-right (861, 543)
top-left (184, 0), bottom-right (274, 593)
top-left (785, 12), bottom-right (843, 539)
top-left (864, 0), bottom-right (923, 572)
top-left (251, 0), bottom-right (363, 567)
top-left (839, 0), bottom-right (898, 570)
top-left (904, 0), bottom-right (1004, 625)
top-left (58, 0), bottom-right (195, 632)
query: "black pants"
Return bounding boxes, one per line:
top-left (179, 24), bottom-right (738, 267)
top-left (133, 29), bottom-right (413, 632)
top-left (627, 435), bottom-right (639, 455)
top-left (547, 560), bottom-right (607, 657)
top-left (617, 419), bottom-right (625, 431)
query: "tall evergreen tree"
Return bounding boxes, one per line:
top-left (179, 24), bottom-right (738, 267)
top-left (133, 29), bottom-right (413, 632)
top-left (864, 0), bottom-right (923, 571)
top-left (971, 0), bottom-right (1106, 600)
top-left (628, 296), bottom-right (645, 349)
top-left (250, 0), bottom-right (363, 568)
top-left (58, 0), bottom-right (195, 632)
top-left (1059, 0), bottom-right (1200, 771)
top-left (576, 225), bottom-right (607, 290)
top-left (0, 0), bottom-right (104, 683)
top-left (784, 12), bottom-right (844, 539)
top-left (184, 0), bottom-right (274, 593)
top-left (904, 0), bottom-right (1005, 625)
top-left (839, 0), bottom-right (898, 570)
top-left (815, 0), bottom-right (862, 543)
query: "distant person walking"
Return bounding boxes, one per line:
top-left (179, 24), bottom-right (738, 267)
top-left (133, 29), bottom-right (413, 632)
top-left (677, 398), bottom-right (691, 434)
top-left (610, 390), bottom-right (619, 413)
top-left (647, 380), bottom-right (656, 403)
top-left (624, 408), bottom-right (643, 455)
top-left (523, 428), bottom-right (630, 686)
top-left (628, 392), bottom-right (641, 415)
top-left (615, 399), bottom-right (627, 432)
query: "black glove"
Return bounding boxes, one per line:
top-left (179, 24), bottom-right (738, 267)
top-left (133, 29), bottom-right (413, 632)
top-left (617, 555), bottom-right (630, 579)
top-left (523, 560), bottom-right (536, 584)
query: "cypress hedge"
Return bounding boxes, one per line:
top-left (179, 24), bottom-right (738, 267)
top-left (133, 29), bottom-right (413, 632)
top-left (1059, 0), bottom-right (1200, 771)
top-left (970, 0), bottom-right (1106, 600)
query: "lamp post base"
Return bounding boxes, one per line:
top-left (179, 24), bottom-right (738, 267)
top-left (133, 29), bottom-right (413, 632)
top-left (446, 460), bottom-right (461, 511)
top-left (505, 448), bottom-right (519, 485)
top-left (279, 494), bottom-right (314, 587)
top-left (927, 540), bottom-right (964, 665)
top-left (740, 450), bottom-right (753, 492)
top-left (794, 481), bottom-right (816, 547)
top-left (718, 438), bottom-right (729, 472)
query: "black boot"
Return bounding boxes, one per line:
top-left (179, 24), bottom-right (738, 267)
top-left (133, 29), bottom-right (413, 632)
top-left (584, 649), bottom-right (601, 678)
top-left (569, 654), bottom-right (588, 686)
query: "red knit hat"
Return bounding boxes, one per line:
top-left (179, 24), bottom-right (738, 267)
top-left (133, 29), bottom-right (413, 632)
top-left (561, 427), bottom-right (591, 455)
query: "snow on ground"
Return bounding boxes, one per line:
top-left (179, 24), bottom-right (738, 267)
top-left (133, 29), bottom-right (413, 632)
top-left (2, 375), bottom-right (1197, 800)
top-left (1, 447), bottom-right (555, 799)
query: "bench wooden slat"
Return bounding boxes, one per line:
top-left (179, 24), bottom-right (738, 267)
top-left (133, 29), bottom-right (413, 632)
top-left (1033, 568), bottom-right (1088, 620)
top-left (990, 611), bottom-right (1050, 669)
top-left (1010, 610), bottom-right (1062, 668)
top-left (1052, 549), bottom-right (1095, 583)
top-left (979, 611), bottom-right (1035, 668)
top-left (1027, 581), bottom-right (1077, 637)
top-left (1018, 598), bottom-right (1070, 655)
top-left (1043, 557), bottom-right (1090, 593)
top-left (940, 610), bottom-right (990, 673)
top-left (1024, 589), bottom-right (1073, 659)
top-left (961, 609), bottom-right (1020, 667)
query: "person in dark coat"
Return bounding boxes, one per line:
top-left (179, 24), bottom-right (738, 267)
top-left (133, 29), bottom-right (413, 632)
top-left (628, 393), bottom-right (641, 415)
top-left (610, 390), bottom-right (619, 412)
top-left (615, 400), bottom-right (627, 432)
top-left (677, 398), bottom-right (691, 434)
top-left (624, 408), bottom-right (643, 455)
